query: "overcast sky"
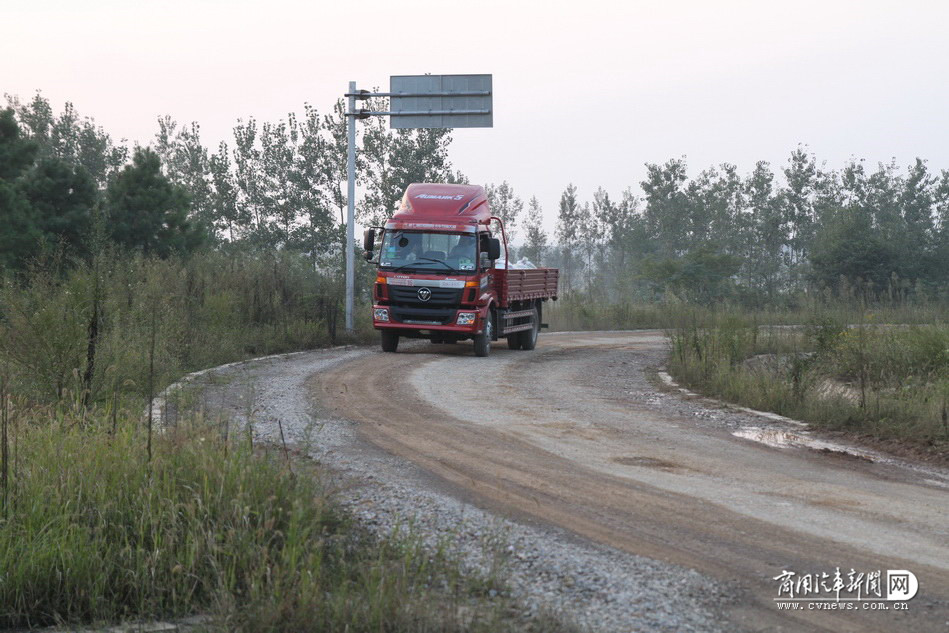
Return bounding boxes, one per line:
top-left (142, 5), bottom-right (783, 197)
top-left (4, 0), bottom-right (948, 231)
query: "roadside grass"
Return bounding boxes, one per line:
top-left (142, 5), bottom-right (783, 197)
top-left (666, 313), bottom-right (949, 456)
top-left (3, 250), bottom-right (945, 629)
top-left (0, 248), bottom-right (376, 407)
top-left (0, 251), bottom-right (583, 631)
top-left (0, 399), bottom-right (578, 632)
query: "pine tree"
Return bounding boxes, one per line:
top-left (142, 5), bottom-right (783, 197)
top-left (105, 149), bottom-right (207, 257)
top-left (0, 108), bottom-right (37, 180)
top-left (0, 109), bottom-right (40, 269)
top-left (19, 157), bottom-right (97, 258)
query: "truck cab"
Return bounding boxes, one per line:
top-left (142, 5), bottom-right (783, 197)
top-left (364, 183), bottom-right (558, 357)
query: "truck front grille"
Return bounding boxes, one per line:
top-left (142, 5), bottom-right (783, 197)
top-left (388, 286), bottom-right (463, 306)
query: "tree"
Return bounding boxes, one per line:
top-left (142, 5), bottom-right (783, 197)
top-left (0, 109), bottom-right (97, 267)
top-left (155, 117), bottom-right (215, 235)
top-left (585, 188), bottom-right (615, 294)
top-left (686, 163), bottom-right (743, 249)
top-left (743, 161), bottom-right (786, 298)
top-left (641, 158), bottom-right (690, 256)
top-left (0, 108), bottom-right (37, 180)
top-left (593, 187), bottom-right (645, 297)
top-left (780, 147), bottom-right (818, 266)
top-left (105, 148), bottom-right (207, 257)
top-left (555, 184), bottom-right (582, 291)
top-left (933, 170), bottom-right (949, 289)
top-left (897, 158), bottom-right (937, 282)
top-left (293, 103), bottom-right (337, 254)
top-left (0, 185), bottom-right (37, 270)
top-left (19, 157), bottom-right (97, 258)
top-left (810, 208), bottom-right (899, 297)
top-left (521, 196), bottom-right (548, 265)
top-left (0, 109), bottom-right (40, 269)
top-left (640, 246), bottom-right (740, 303)
top-left (484, 181), bottom-right (524, 241)
top-left (7, 93), bottom-right (127, 187)
top-left (208, 142), bottom-right (241, 242)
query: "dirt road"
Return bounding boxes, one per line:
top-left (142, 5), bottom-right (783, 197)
top-left (311, 331), bottom-right (949, 632)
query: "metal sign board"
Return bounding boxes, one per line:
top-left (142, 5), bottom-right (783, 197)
top-left (389, 74), bottom-right (492, 129)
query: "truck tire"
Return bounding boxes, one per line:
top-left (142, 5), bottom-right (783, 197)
top-left (473, 312), bottom-right (492, 357)
top-left (519, 306), bottom-right (540, 350)
top-left (381, 331), bottom-right (399, 352)
top-left (507, 334), bottom-right (522, 350)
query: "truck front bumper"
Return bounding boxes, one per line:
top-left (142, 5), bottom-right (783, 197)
top-left (372, 305), bottom-right (486, 335)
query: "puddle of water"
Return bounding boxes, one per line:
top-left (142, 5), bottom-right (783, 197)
top-left (660, 370), bottom-right (949, 487)
top-left (732, 427), bottom-right (875, 461)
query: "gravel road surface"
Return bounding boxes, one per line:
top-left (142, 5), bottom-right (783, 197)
top-left (181, 330), bottom-right (949, 632)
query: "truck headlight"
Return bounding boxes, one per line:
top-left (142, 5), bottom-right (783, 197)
top-left (374, 308), bottom-right (389, 322)
top-left (457, 312), bottom-right (476, 325)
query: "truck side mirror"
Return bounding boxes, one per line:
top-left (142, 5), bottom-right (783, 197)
top-left (363, 228), bottom-right (376, 253)
top-left (487, 237), bottom-right (501, 260)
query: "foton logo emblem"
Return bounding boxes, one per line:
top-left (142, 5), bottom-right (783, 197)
top-left (417, 287), bottom-right (432, 302)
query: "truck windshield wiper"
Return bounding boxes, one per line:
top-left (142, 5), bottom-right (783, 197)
top-left (414, 257), bottom-right (453, 270)
top-left (388, 258), bottom-right (453, 273)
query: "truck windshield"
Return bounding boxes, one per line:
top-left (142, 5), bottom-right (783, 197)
top-left (379, 231), bottom-right (477, 273)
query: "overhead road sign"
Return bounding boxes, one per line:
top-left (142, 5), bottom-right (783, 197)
top-left (389, 74), bottom-right (493, 129)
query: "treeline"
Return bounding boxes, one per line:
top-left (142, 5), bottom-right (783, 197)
top-left (505, 155), bottom-right (949, 306)
top-left (0, 108), bottom-right (203, 268)
top-left (1, 93), bottom-right (460, 271)
top-left (4, 91), bottom-right (949, 318)
top-left (0, 93), bottom-right (458, 403)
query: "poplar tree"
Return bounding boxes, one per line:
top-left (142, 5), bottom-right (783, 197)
top-left (521, 196), bottom-right (548, 265)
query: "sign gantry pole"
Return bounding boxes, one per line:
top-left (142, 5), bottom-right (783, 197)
top-left (345, 81), bottom-right (357, 333)
top-left (343, 74), bottom-right (492, 334)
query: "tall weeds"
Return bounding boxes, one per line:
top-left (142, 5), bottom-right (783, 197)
top-left (0, 403), bottom-right (570, 632)
top-left (0, 248), bottom-right (374, 407)
top-left (668, 313), bottom-right (949, 452)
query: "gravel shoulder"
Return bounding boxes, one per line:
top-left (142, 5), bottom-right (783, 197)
top-left (176, 343), bottom-right (730, 633)
top-left (174, 331), bottom-right (949, 633)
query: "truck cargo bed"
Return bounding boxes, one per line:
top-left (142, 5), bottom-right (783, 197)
top-left (495, 267), bottom-right (559, 305)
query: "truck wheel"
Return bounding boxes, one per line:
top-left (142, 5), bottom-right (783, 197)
top-left (507, 335), bottom-right (522, 350)
top-left (473, 313), bottom-right (492, 357)
top-left (381, 331), bottom-right (399, 352)
top-left (519, 306), bottom-right (540, 351)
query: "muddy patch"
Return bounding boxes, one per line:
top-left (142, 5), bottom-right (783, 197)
top-left (611, 455), bottom-right (686, 471)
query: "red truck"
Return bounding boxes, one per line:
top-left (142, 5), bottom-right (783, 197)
top-left (363, 183), bottom-right (559, 357)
